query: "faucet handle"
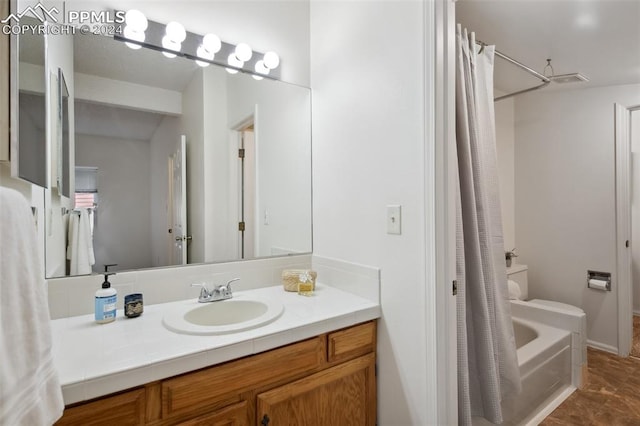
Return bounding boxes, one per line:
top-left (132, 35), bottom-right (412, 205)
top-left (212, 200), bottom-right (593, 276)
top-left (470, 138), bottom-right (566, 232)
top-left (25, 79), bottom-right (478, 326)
top-left (225, 278), bottom-right (240, 289)
top-left (191, 282), bottom-right (210, 297)
top-left (220, 278), bottom-right (240, 296)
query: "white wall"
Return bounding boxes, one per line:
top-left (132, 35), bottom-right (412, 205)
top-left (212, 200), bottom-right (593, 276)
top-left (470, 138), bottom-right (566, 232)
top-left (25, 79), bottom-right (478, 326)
top-left (311, 1), bottom-right (435, 424)
top-left (227, 74), bottom-right (312, 258)
top-left (631, 111), bottom-right (640, 313)
top-left (515, 84), bottom-right (640, 351)
top-left (74, 73), bottom-right (181, 115)
top-left (202, 66), bottom-right (231, 262)
top-left (75, 133), bottom-right (152, 271)
top-left (180, 70), bottom-right (206, 264)
top-left (149, 115), bottom-right (180, 267)
top-left (495, 97), bottom-right (515, 251)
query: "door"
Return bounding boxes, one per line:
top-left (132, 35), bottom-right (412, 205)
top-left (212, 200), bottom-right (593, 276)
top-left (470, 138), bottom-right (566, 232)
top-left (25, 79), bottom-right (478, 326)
top-left (170, 135), bottom-right (188, 265)
top-left (616, 103), bottom-right (633, 356)
top-left (257, 354), bottom-right (376, 426)
top-left (238, 128), bottom-right (256, 259)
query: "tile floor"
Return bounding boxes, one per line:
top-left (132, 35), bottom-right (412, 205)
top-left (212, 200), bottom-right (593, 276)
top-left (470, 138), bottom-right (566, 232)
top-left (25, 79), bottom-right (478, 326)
top-left (541, 345), bottom-right (640, 424)
top-left (631, 315), bottom-right (640, 358)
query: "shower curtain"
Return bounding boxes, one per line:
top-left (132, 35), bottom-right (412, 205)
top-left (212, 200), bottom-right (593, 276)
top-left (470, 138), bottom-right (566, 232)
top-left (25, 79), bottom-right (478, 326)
top-left (455, 25), bottom-right (521, 425)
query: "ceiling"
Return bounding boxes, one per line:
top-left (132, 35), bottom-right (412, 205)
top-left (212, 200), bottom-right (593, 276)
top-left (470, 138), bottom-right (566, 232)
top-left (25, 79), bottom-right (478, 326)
top-left (75, 100), bottom-right (165, 141)
top-left (73, 33), bottom-right (199, 92)
top-left (456, 0), bottom-right (640, 97)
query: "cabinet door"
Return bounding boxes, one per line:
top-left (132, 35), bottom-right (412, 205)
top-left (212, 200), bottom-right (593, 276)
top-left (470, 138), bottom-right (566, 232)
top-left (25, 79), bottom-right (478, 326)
top-left (55, 388), bottom-right (145, 426)
top-left (162, 337), bottom-right (323, 420)
top-left (257, 353), bottom-right (376, 426)
top-left (177, 401), bottom-right (249, 426)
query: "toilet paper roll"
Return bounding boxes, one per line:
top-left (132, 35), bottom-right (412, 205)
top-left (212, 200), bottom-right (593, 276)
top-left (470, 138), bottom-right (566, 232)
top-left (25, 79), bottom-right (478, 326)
top-left (588, 278), bottom-right (609, 291)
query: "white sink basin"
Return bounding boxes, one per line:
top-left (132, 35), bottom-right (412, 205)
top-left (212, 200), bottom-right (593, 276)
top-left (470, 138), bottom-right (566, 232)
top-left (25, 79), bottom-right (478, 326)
top-left (163, 297), bottom-right (284, 335)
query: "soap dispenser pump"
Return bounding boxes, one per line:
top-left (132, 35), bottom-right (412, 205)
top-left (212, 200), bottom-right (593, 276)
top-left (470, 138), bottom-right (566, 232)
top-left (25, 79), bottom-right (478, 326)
top-left (95, 264), bottom-right (118, 324)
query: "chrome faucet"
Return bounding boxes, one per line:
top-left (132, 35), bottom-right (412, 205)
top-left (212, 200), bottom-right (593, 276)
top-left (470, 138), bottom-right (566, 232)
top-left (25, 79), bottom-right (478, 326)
top-left (191, 278), bottom-right (240, 303)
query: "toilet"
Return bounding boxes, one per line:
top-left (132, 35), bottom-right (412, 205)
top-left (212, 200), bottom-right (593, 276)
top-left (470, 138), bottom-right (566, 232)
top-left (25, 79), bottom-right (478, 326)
top-left (507, 264), bottom-right (584, 314)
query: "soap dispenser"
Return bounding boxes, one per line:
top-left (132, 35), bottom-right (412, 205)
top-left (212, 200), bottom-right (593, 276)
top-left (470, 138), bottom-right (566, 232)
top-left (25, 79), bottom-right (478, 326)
top-left (95, 265), bottom-right (118, 324)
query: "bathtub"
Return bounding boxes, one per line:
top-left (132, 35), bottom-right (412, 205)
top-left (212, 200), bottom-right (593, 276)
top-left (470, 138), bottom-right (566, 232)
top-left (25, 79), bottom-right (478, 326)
top-left (473, 316), bottom-right (573, 426)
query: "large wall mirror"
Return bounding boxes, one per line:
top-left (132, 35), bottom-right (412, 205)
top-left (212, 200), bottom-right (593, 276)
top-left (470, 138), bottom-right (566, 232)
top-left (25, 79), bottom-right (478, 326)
top-left (40, 24), bottom-right (312, 278)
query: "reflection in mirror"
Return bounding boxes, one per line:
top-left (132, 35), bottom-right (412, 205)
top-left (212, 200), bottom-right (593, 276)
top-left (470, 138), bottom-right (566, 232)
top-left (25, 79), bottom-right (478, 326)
top-left (58, 69), bottom-right (70, 197)
top-left (16, 16), bottom-right (46, 187)
top-left (44, 31), bottom-right (312, 278)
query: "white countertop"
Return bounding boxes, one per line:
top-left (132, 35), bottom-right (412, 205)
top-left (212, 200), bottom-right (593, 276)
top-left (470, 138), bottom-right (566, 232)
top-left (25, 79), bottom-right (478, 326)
top-left (51, 283), bottom-right (381, 405)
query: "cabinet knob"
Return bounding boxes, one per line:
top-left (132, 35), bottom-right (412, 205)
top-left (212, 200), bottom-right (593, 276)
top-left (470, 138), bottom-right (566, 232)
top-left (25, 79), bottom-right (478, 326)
top-left (261, 414), bottom-right (270, 425)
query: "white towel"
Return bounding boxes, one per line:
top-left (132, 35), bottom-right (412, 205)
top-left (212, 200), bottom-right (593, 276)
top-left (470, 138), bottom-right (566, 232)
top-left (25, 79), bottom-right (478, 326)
top-left (66, 208), bottom-right (95, 275)
top-left (0, 188), bottom-right (64, 425)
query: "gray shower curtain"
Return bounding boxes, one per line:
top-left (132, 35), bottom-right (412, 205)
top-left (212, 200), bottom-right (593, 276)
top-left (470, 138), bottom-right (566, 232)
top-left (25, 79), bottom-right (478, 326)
top-left (455, 25), bottom-right (521, 425)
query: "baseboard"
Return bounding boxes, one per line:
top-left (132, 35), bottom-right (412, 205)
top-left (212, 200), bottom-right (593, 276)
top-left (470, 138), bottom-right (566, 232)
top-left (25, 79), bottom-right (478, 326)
top-left (587, 339), bottom-right (618, 355)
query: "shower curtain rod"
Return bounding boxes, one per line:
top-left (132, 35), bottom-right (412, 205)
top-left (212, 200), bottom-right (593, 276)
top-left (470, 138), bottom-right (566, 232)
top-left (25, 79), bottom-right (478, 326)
top-left (476, 39), bottom-right (551, 101)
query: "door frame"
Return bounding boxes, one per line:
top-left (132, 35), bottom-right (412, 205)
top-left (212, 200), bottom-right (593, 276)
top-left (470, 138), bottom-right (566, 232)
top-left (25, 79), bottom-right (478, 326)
top-left (616, 103), bottom-right (640, 356)
top-left (433, 0), bottom-right (458, 423)
top-left (229, 110), bottom-right (258, 259)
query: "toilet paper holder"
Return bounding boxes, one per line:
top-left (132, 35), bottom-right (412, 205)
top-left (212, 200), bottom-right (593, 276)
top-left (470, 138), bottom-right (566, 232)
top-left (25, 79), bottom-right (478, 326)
top-left (587, 270), bottom-right (611, 291)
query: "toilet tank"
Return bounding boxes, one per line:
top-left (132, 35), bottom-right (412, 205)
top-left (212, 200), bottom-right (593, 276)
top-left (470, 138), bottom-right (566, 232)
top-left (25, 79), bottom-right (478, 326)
top-left (507, 264), bottom-right (528, 300)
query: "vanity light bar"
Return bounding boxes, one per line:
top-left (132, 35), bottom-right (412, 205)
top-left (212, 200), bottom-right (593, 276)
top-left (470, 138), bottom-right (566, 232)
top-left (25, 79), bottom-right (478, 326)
top-left (115, 11), bottom-right (281, 80)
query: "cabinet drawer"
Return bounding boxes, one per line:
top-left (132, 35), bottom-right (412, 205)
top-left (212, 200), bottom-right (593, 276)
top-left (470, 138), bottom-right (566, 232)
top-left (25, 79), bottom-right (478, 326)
top-left (162, 336), bottom-right (324, 419)
top-left (55, 388), bottom-right (145, 426)
top-left (327, 321), bottom-right (376, 364)
top-left (176, 401), bottom-right (248, 426)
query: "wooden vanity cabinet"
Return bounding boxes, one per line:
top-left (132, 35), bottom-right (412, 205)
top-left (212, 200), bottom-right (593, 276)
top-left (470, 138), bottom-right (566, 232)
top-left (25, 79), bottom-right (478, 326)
top-left (257, 353), bottom-right (376, 425)
top-left (55, 388), bottom-right (146, 426)
top-left (55, 321), bottom-right (377, 426)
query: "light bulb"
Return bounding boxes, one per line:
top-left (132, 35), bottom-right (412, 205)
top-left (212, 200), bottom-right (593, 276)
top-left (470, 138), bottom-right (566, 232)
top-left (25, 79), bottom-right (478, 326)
top-left (162, 35), bottom-right (180, 58)
top-left (123, 26), bottom-right (144, 50)
top-left (234, 43), bottom-right (252, 62)
top-left (263, 51), bottom-right (280, 69)
top-left (125, 9), bottom-right (147, 31)
top-left (196, 45), bottom-right (214, 67)
top-left (226, 68), bottom-right (239, 74)
top-left (165, 21), bottom-right (186, 43)
top-left (228, 53), bottom-right (243, 68)
top-left (202, 34), bottom-right (221, 53)
top-left (252, 75), bottom-right (264, 81)
top-left (255, 60), bottom-right (270, 75)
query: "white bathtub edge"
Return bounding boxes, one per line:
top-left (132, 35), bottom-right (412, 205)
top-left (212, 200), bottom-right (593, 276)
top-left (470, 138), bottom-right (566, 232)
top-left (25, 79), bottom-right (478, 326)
top-left (522, 385), bottom-right (576, 426)
top-left (513, 317), bottom-right (570, 374)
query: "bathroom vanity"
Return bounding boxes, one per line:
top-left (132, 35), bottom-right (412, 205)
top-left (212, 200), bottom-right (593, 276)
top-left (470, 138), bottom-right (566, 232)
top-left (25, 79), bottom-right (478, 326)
top-left (51, 284), bottom-right (380, 425)
top-left (56, 322), bottom-right (375, 425)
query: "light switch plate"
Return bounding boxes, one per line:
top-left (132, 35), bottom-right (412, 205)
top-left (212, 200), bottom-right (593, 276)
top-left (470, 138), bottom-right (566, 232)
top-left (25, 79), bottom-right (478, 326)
top-left (387, 205), bottom-right (401, 235)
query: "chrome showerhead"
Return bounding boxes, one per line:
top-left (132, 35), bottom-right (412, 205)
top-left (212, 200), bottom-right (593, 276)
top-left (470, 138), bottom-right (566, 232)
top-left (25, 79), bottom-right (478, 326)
top-left (543, 59), bottom-right (589, 84)
top-left (548, 73), bottom-right (590, 84)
